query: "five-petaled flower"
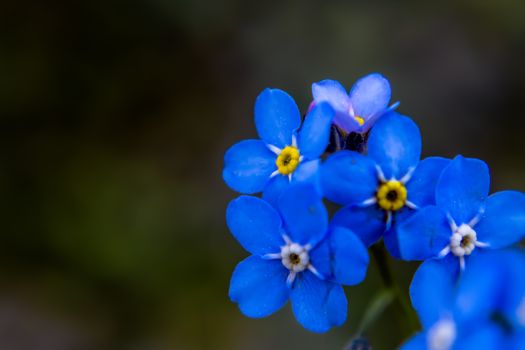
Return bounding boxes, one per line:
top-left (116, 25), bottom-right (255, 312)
top-left (397, 155), bottom-right (525, 272)
top-left (403, 250), bottom-right (525, 350)
top-left (322, 111), bottom-right (450, 257)
top-left (311, 73), bottom-right (398, 135)
top-left (227, 185), bottom-right (369, 333)
top-left (223, 89), bottom-right (335, 204)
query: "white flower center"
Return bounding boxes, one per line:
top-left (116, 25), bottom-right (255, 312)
top-left (280, 243), bottom-right (309, 273)
top-left (450, 224), bottom-right (477, 257)
top-left (427, 319), bottom-right (456, 350)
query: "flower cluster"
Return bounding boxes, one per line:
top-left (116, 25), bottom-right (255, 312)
top-left (222, 73), bottom-right (525, 345)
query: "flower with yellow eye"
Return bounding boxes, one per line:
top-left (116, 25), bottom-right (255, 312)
top-left (223, 88), bottom-right (335, 204)
top-left (311, 73), bottom-right (399, 135)
top-left (322, 112), bottom-right (450, 258)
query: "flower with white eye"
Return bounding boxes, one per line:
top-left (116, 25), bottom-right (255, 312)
top-left (404, 250), bottom-right (525, 350)
top-left (226, 185), bottom-right (369, 333)
top-left (398, 155), bottom-right (525, 272)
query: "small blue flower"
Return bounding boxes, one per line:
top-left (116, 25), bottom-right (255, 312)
top-left (403, 250), bottom-right (525, 350)
top-left (223, 89), bottom-right (335, 204)
top-left (397, 155), bottom-right (525, 271)
top-left (227, 185), bottom-right (369, 333)
top-left (322, 111), bottom-right (449, 257)
top-left (311, 73), bottom-right (398, 134)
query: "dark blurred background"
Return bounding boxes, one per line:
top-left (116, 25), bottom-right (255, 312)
top-left (0, 0), bottom-right (524, 349)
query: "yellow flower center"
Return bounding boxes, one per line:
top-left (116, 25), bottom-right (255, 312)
top-left (276, 146), bottom-right (301, 175)
top-left (354, 116), bottom-right (365, 126)
top-left (376, 181), bottom-right (407, 211)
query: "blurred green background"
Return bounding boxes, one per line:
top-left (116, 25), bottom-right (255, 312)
top-left (1, 0), bottom-right (524, 349)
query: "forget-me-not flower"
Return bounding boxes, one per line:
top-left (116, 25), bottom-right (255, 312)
top-left (311, 73), bottom-right (398, 134)
top-left (322, 111), bottom-right (449, 257)
top-left (223, 89), bottom-right (335, 204)
top-left (403, 250), bottom-right (525, 350)
top-left (227, 185), bottom-right (369, 333)
top-left (397, 155), bottom-right (525, 271)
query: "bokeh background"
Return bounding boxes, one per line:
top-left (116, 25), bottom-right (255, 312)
top-left (1, 0), bottom-right (525, 349)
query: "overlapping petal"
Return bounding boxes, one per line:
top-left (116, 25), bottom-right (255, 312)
top-left (278, 184), bottom-right (328, 247)
top-left (409, 256), bottom-right (458, 328)
top-left (398, 206), bottom-right (451, 261)
top-left (226, 196), bottom-right (284, 255)
top-left (308, 227), bottom-right (369, 286)
top-left (436, 156), bottom-right (489, 225)
top-left (311, 79), bottom-right (349, 112)
top-left (367, 112), bottom-right (422, 180)
top-left (406, 157), bottom-right (451, 208)
top-left (454, 251), bottom-right (506, 325)
top-left (229, 256), bottom-right (289, 318)
top-left (383, 208), bottom-right (413, 259)
top-left (321, 151), bottom-right (378, 205)
top-left (255, 88), bottom-right (301, 148)
top-left (223, 139), bottom-right (276, 194)
top-left (262, 174), bottom-right (289, 206)
top-left (474, 191), bottom-right (525, 249)
top-left (290, 271), bottom-right (347, 333)
top-left (349, 73), bottom-right (391, 119)
top-left (298, 102), bottom-right (335, 159)
top-left (332, 205), bottom-right (385, 247)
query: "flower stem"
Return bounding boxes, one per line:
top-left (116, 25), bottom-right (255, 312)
top-left (370, 242), bottom-right (420, 335)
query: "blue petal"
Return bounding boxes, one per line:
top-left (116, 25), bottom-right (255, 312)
top-left (229, 255), bottom-right (289, 318)
top-left (262, 174), bottom-right (290, 207)
top-left (367, 112), bottom-right (422, 180)
top-left (409, 257), bottom-right (458, 328)
top-left (290, 271), bottom-right (347, 333)
top-left (298, 102), bottom-right (335, 159)
top-left (309, 227), bottom-right (369, 285)
top-left (384, 208), bottom-right (414, 259)
top-left (262, 160), bottom-right (323, 206)
top-left (333, 111), bottom-right (362, 134)
top-left (328, 227), bottom-right (369, 285)
top-left (321, 151), bottom-right (378, 206)
top-left (400, 332), bottom-right (427, 350)
top-left (223, 139), bottom-right (276, 194)
top-left (278, 184), bottom-right (328, 247)
top-left (311, 79), bottom-right (349, 112)
top-left (398, 206), bottom-right (451, 261)
top-left (226, 196), bottom-right (284, 255)
top-left (332, 205), bottom-right (385, 247)
top-left (474, 191), bottom-right (525, 249)
top-left (406, 157), bottom-right (451, 208)
top-left (454, 251), bottom-right (506, 325)
top-left (436, 156), bottom-right (489, 225)
top-left (254, 88), bottom-right (301, 148)
top-left (453, 322), bottom-right (504, 350)
top-left (349, 73), bottom-right (391, 118)
top-left (293, 159), bottom-right (322, 194)
top-left (465, 250), bottom-right (525, 328)
top-left (498, 251), bottom-right (525, 327)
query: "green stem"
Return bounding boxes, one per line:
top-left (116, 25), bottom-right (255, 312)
top-left (370, 242), bottom-right (420, 334)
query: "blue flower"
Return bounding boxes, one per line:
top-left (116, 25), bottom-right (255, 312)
top-left (403, 250), bottom-right (525, 349)
top-left (227, 185), bottom-right (369, 333)
top-left (223, 89), bottom-right (335, 204)
top-left (311, 73), bottom-right (398, 134)
top-left (397, 155), bottom-right (525, 272)
top-left (322, 111), bottom-right (449, 257)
